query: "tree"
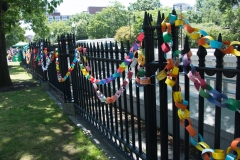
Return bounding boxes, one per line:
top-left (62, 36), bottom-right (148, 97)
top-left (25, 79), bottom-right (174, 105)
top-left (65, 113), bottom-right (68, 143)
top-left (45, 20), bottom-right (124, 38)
top-left (114, 26), bottom-right (134, 45)
top-left (128, 0), bottom-right (161, 11)
top-left (0, 0), bottom-right (62, 88)
top-left (218, 0), bottom-right (239, 12)
top-left (194, 0), bottom-right (222, 24)
top-left (48, 20), bottom-right (72, 42)
top-left (67, 12), bottom-right (94, 40)
top-left (5, 26), bottom-right (26, 49)
top-left (87, 1), bottom-right (128, 39)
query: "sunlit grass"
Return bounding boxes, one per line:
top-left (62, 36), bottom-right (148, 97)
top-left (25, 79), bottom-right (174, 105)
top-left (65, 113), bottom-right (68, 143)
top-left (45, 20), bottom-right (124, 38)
top-left (0, 63), bottom-right (108, 160)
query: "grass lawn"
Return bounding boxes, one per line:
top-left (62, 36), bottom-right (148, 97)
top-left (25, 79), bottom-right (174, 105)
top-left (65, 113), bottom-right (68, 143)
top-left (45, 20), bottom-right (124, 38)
top-left (0, 62), bottom-right (108, 160)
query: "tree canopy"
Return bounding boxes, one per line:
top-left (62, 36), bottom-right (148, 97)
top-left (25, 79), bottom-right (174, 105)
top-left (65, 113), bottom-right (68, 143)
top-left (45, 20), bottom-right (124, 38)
top-left (87, 1), bottom-right (128, 39)
top-left (0, 0), bottom-right (63, 88)
top-left (128, 0), bottom-right (161, 11)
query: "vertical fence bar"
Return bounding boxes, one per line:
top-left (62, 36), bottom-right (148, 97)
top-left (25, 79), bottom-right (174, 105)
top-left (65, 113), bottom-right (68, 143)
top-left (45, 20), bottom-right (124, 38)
top-left (214, 33), bottom-right (224, 149)
top-left (114, 41), bottom-right (120, 141)
top-left (156, 11), bottom-right (169, 159)
top-left (118, 41), bottom-right (124, 143)
top-left (171, 9), bottom-right (180, 160)
top-left (104, 43), bottom-right (111, 132)
top-left (183, 36), bottom-right (190, 160)
top-left (197, 45), bottom-right (207, 159)
top-left (87, 44), bottom-right (96, 123)
top-left (109, 42), bottom-right (115, 137)
top-left (100, 42), bottom-right (106, 132)
top-left (143, 11), bottom-right (157, 160)
top-left (96, 42), bottom-right (102, 129)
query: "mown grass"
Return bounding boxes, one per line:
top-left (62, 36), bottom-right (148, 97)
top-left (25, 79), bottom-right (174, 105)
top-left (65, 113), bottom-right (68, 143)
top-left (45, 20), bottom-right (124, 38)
top-left (0, 62), bottom-right (108, 160)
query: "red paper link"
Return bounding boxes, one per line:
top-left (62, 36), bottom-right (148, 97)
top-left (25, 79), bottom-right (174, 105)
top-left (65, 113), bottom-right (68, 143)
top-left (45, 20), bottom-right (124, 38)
top-left (137, 32), bottom-right (144, 42)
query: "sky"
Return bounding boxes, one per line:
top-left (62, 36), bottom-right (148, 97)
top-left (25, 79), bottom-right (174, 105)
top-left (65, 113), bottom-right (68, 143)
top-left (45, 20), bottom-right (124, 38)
top-left (56, 0), bottom-right (196, 15)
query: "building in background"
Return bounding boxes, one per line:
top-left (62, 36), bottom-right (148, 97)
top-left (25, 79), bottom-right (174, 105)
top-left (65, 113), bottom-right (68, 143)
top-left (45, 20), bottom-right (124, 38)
top-left (87, 6), bottom-right (106, 14)
top-left (172, 3), bottom-right (193, 12)
top-left (46, 10), bottom-right (71, 23)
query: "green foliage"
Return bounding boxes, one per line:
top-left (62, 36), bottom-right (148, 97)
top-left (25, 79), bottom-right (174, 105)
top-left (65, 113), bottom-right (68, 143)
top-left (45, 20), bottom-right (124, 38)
top-left (218, 0), bottom-right (239, 12)
top-left (67, 12), bottom-right (94, 40)
top-left (2, 0), bottom-right (63, 34)
top-left (114, 26), bottom-right (133, 45)
top-left (48, 21), bottom-right (72, 43)
top-left (5, 26), bottom-right (26, 49)
top-left (87, 1), bottom-right (128, 39)
top-left (128, 0), bottom-right (162, 11)
top-left (194, 0), bottom-right (223, 24)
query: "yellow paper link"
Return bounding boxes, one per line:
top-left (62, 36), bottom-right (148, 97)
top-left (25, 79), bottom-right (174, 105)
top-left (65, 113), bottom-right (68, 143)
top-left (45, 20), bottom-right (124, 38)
top-left (175, 19), bottom-right (183, 26)
top-left (171, 67), bottom-right (179, 77)
top-left (204, 36), bottom-right (214, 41)
top-left (156, 70), bottom-right (167, 81)
top-left (189, 33), bottom-right (200, 40)
top-left (233, 49), bottom-right (240, 56)
top-left (165, 77), bottom-right (176, 87)
top-left (138, 54), bottom-right (145, 66)
top-left (173, 91), bottom-right (182, 103)
top-left (83, 56), bottom-right (87, 63)
top-left (177, 108), bottom-right (190, 120)
top-left (212, 149), bottom-right (225, 160)
top-left (161, 21), bottom-right (166, 27)
top-left (195, 142), bottom-right (210, 151)
top-left (230, 41), bottom-right (240, 46)
top-left (226, 147), bottom-right (240, 159)
top-left (202, 149), bottom-right (225, 160)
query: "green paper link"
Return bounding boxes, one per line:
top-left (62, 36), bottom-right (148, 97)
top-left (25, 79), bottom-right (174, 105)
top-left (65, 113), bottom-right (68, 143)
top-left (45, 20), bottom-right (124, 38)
top-left (173, 50), bottom-right (181, 57)
top-left (199, 84), bottom-right (213, 99)
top-left (226, 98), bottom-right (240, 111)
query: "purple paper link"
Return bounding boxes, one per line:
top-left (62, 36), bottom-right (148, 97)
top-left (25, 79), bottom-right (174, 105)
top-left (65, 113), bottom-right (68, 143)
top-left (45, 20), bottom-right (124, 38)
top-left (133, 43), bottom-right (139, 50)
top-left (124, 59), bottom-right (131, 65)
top-left (105, 78), bottom-right (111, 83)
top-left (182, 54), bottom-right (191, 66)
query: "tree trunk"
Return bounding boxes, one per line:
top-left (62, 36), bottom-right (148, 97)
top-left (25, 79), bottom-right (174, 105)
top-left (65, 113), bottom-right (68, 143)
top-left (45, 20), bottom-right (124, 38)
top-left (0, 22), bottom-right (13, 88)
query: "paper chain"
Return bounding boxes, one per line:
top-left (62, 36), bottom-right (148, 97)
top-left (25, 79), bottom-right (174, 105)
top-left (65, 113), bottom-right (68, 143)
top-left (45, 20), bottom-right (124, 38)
top-left (30, 11), bottom-right (240, 159)
top-left (155, 13), bottom-right (240, 159)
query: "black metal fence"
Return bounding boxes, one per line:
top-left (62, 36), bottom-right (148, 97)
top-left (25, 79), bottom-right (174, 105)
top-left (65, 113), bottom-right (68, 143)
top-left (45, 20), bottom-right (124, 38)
top-left (28, 9), bottom-right (240, 160)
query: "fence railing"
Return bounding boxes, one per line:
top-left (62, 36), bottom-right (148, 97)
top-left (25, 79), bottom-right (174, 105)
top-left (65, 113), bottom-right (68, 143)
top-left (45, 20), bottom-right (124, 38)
top-left (27, 9), bottom-right (240, 160)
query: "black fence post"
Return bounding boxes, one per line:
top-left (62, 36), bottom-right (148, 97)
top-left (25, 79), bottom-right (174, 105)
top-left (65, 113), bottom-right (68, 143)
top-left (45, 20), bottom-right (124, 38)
top-left (183, 36), bottom-right (191, 160)
top-left (58, 34), bottom-right (72, 102)
top-left (156, 10), bottom-right (169, 159)
top-left (142, 11), bottom-right (157, 160)
top-left (171, 9), bottom-right (180, 159)
top-left (214, 33), bottom-right (225, 149)
top-left (197, 38), bottom-right (207, 158)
